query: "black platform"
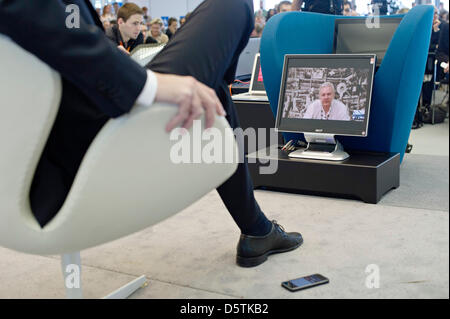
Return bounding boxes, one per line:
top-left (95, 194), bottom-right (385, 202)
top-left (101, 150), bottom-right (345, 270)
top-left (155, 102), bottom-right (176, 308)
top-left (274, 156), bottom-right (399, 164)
top-left (233, 99), bottom-right (283, 154)
top-left (247, 146), bottom-right (400, 204)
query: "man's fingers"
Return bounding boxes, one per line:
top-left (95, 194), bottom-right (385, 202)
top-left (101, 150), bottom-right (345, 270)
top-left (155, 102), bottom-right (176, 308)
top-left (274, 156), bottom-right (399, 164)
top-left (156, 73), bottom-right (226, 132)
top-left (196, 85), bottom-right (218, 129)
top-left (211, 89), bottom-right (226, 117)
top-left (198, 82), bottom-right (226, 117)
top-left (182, 91), bottom-right (204, 130)
top-left (166, 101), bottom-right (191, 132)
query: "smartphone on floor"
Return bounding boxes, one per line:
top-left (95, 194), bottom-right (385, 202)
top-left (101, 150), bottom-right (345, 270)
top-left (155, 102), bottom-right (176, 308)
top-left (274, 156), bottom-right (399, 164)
top-left (281, 274), bottom-right (329, 292)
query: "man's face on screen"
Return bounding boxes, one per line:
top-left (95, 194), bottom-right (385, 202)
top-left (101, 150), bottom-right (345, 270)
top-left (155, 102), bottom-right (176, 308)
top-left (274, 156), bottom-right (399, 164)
top-left (319, 87), bottom-right (334, 109)
top-left (120, 14), bottom-right (143, 40)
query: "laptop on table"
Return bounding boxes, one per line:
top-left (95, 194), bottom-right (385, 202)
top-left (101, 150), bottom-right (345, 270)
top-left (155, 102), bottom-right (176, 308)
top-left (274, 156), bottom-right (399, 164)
top-left (232, 53), bottom-right (268, 102)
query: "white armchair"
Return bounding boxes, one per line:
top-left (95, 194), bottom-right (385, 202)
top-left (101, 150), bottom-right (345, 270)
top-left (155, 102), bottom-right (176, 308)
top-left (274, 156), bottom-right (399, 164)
top-left (0, 36), bottom-right (238, 298)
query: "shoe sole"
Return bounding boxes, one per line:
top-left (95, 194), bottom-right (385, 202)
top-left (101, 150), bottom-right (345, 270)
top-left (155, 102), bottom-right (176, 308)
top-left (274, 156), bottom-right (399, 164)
top-left (236, 238), bottom-right (304, 268)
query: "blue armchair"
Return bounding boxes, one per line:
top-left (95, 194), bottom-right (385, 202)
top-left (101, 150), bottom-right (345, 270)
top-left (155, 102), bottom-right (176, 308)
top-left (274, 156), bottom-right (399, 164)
top-left (260, 5), bottom-right (434, 162)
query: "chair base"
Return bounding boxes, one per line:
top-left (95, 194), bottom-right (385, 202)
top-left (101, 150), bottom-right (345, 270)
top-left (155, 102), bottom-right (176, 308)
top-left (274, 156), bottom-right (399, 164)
top-left (102, 275), bottom-right (148, 299)
top-left (61, 253), bottom-right (148, 299)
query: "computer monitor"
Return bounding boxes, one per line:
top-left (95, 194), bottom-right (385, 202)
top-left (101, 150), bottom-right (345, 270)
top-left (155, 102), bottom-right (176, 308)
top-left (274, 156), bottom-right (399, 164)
top-left (248, 53), bottom-right (266, 94)
top-left (333, 17), bottom-right (402, 67)
top-left (235, 37), bottom-right (260, 80)
top-left (275, 54), bottom-right (376, 161)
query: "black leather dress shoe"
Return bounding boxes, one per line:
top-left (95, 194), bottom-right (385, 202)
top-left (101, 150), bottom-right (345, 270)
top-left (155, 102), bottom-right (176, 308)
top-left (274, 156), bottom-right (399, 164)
top-left (236, 220), bottom-right (303, 267)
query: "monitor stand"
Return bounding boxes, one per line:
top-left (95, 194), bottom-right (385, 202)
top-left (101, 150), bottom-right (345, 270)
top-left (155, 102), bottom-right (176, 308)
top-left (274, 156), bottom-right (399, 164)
top-left (288, 133), bottom-right (350, 161)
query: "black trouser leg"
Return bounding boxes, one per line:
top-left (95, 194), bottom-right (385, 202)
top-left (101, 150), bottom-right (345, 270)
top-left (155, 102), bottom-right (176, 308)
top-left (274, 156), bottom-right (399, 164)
top-left (214, 82), bottom-right (270, 234)
top-left (147, 0), bottom-right (271, 235)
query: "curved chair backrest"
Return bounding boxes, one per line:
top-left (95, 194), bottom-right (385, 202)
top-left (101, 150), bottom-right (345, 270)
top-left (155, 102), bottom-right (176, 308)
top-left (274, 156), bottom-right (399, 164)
top-left (0, 35), bottom-right (62, 235)
top-left (0, 36), bottom-right (238, 255)
top-left (261, 5), bottom-right (434, 162)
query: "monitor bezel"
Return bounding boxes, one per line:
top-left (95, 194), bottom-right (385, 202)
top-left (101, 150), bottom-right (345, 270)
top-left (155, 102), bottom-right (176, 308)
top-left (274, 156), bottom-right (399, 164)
top-left (249, 53), bottom-right (265, 94)
top-left (332, 17), bottom-right (402, 66)
top-left (275, 54), bottom-right (376, 137)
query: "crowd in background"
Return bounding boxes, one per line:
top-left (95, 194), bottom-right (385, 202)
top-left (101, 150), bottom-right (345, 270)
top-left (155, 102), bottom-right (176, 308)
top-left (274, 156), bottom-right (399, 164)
top-left (95, 0), bottom-right (448, 82)
top-left (251, 1), bottom-right (449, 39)
top-left (94, 1), bottom-right (449, 45)
top-left (95, 2), bottom-right (190, 46)
top-left (249, 1), bottom-right (448, 130)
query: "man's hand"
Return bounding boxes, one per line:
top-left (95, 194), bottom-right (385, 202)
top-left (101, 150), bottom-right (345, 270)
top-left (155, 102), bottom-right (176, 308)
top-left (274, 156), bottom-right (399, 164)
top-left (153, 72), bottom-right (226, 132)
top-left (117, 45), bottom-right (130, 55)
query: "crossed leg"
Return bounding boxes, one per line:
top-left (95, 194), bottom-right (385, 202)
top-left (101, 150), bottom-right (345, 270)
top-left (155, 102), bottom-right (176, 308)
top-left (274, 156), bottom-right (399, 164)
top-left (147, 0), bottom-right (271, 236)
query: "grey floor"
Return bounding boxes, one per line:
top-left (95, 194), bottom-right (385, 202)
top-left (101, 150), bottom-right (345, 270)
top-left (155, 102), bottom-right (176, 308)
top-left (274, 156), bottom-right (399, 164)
top-left (0, 121), bottom-right (448, 299)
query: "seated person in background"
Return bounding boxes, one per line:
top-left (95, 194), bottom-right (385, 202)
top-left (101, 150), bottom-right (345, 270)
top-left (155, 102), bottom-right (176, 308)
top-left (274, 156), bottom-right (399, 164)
top-left (277, 1), bottom-right (292, 12)
top-left (166, 17), bottom-right (178, 40)
top-left (436, 21), bottom-right (449, 75)
top-left (303, 82), bottom-right (350, 120)
top-left (440, 11), bottom-right (448, 23)
top-left (105, 3), bottom-right (144, 54)
top-left (430, 7), bottom-right (441, 52)
top-left (141, 24), bottom-right (149, 42)
top-left (180, 12), bottom-right (191, 26)
top-left (112, 2), bottom-right (120, 16)
top-left (142, 6), bottom-right (150, 24)
top-left (421, 8), bottom-right (442, 107)
top-left (100, 4), bottom-right (115, 24)
top-left (102, 20), bottom-right (111, 29)
top-left (343, 1), bottom-right (358, 16)
top-left (146, 18), bottom-right (169, 44)
top-left (266, 8), bottom-right (277, 20)
top-left (250, 23), bottom-right (264, 38)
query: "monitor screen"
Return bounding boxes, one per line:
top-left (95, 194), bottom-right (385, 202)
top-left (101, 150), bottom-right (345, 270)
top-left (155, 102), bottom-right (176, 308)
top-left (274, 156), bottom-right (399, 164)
top-left (250, 54), bottom-right (265, 92)
top-left (333, 18), bottom-right (402, 67)
top-left (275, 54), bottom-right (376, 137)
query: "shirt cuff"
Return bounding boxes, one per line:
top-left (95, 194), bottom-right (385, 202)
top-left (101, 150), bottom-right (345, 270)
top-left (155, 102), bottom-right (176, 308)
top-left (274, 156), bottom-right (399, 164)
top-left (135, 69), bottom-right (158, 108)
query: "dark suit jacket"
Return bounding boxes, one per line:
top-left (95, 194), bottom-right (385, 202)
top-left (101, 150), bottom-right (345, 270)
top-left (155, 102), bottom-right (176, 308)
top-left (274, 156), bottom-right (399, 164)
top-left (0, 0), bottom-right (148, 227)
